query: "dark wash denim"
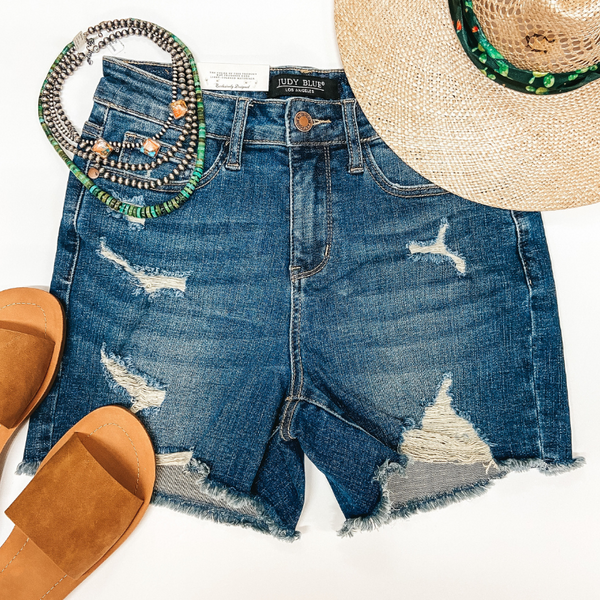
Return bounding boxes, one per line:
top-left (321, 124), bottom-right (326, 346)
top-left (22, 57), bottom-right (580, 539)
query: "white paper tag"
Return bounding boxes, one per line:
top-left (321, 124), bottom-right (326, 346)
top-left (199, 63), bottom-right (270, 92)
top-left (108, 40), bottom-right (125, 55)
top-left (73, 31), bottom-right (87, 52)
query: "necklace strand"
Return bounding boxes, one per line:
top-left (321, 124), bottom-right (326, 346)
top-left (39, 19), bottom-right (206, 218)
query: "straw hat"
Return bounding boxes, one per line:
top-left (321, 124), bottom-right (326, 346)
top-left (334, 0), bottom-right (600, 210)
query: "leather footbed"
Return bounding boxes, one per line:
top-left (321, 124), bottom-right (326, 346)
top-left (0, 405), bottom-right (156, 599)
top-left (0, 288), bottom-right (66, 455)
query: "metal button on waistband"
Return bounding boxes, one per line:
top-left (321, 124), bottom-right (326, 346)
top-left (294, 111), bottom-right (313, 132)
top-left (87, 167), bottom-right (100, 179)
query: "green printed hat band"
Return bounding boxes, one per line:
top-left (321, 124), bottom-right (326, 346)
top-left (448, 0), bottom-right (600, 94)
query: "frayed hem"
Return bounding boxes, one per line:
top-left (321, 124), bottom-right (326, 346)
top-left (496, 456), bottom-right (585, 476)
top-left (15, 460), bottom-right (40, 476)
top-left (152, 491), bottom-right (299, 541)
top-left (339, 454), bottom-right (585, 537)
top-left (338, 460), bottom-right (405, 538)
top-left (338, 461), bottom-right (493, 538)
top-left (388, 479), bottom-right (493, 521)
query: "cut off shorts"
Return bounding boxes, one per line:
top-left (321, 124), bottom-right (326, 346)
top-left (22, 57), bottom-right (581, 539)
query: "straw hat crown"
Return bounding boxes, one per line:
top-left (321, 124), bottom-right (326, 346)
top-left (334, 0), bottom-right (600, 210)
top-left (474, 0), bottom-right (600, 72)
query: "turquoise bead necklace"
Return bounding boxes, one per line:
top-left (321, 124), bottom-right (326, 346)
top-left (39, 19), bottom-right (206, 219)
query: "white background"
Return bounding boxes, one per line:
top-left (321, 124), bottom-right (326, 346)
top-left (0, 2), bottom-right (599, 599)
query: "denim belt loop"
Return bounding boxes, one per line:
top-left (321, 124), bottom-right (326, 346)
top-left (341, 99), bottom-right (364, 174)
top-left (225, 98), bottom-right (251, 171)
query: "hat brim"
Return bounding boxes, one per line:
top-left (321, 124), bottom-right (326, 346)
top-left (334, 0), bottom-right (600, 211)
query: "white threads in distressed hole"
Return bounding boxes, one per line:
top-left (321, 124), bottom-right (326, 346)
top-left (99, 240), bottom-right (187, 294)
top-left (155, 451), bottom-right (194, 466)
top-left (401, 377), bottom-right (495, 466)
top-left (126, 215), bottom-right (146, 226)
top-left (409, 221), bottom-right (466, 274)
top-left (100, 347), bottom-right (166, 413)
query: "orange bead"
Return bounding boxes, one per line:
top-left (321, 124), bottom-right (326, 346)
top-left (92, 138), bottom-right (113, 158)
top-left (170, 99), bottom-right (188, 119)
top-left (140, 138), bottom-right (161, 158)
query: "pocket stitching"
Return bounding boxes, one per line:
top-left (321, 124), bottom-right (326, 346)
top-left (100, 139), bottom-right (225, 193)
top-left (364, 141), bottom-right (448, 198)
top-left (82, 121), bottom-right (103, 137)
top-left (94, 97), bottom-right (186, 132)
top-left (119, 132), bottom-right (183, 167)
top-left (101, 139), bottom-right (226, 193)
top-left (194, 142), bottom-right (226, 190)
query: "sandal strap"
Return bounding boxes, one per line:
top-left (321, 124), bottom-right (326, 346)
top-left (0, 328), bottom-right (54, 428)
top-left (5, 432), bottom-right (143, 579)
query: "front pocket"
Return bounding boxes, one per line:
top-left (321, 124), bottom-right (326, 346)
top-left (83, 101), bottom-right (226, 200)
top-left (108, 131), bottom-right (194, 189)
top-left (76, 61), bottom-right (223, 219)
top-left (364, 138), bottom-right (449, 198)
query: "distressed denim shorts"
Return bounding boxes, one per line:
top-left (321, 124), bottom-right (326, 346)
top-left (22, 57), bottom-right (581, 539)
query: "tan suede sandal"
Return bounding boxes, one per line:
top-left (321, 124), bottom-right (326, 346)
top-left (0, 287), bottom-right (66, 455)
top-left (0, 405), bottom-right (156, 599)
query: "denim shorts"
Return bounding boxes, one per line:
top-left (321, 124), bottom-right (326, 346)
top-left (21, 57), bottom-right (581, 539)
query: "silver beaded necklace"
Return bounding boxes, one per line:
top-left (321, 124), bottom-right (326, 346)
top-left (40, 19), bottom-right (206, 219)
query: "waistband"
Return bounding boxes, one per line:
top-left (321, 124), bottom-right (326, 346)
top-left (95, 58), bottom-right (379, 147)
